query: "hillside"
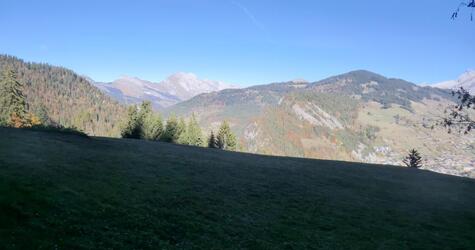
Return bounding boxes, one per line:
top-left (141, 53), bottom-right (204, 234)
top-left (0, 55), bottom-right (126, 137)
top-left (93, 73), bottom-right (236, 109)
top-left (0, 127), bottom-right (474, 249)
top-left (166, 70), bottom-right (475, 177)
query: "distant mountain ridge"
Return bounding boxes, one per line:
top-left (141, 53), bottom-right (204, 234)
top-left (433, 70), bottom-right (475, 94)
top-left (1, 54), bottom-right (473, 177)
top-left (93, 73), bottom-right (237, 109)
top-left (166, 70), bottom-right (475, 178)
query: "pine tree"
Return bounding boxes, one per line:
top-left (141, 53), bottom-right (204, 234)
top-left (208, 131), bottom-right (218, 148)
top-left (142, 112), bottom-right (163, 140)
top-left (403, 149), bottom-right (423, 168)
top-left (0, 68), bottom-right (27, 127)
top-left (175, 117), bottom-right (187, 144)
top-left (139, 101), bottom-right (163, 140)
top-left (121, 105), bottom-right (142, 139)
top-left (186, 114), bottom-right (203, 146)
top-left (161, 115), bottom-right (179, 143)
top-left (177, 117), bottom-right (188, 145)
top-left (216, 120), bottom-right (238, 150)
top-left (226, 131), bottom-right (237, 151)
top-left (216, 130), bottom-right (225, 149)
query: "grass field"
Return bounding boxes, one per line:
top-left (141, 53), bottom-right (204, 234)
top-left (0, 127), bottom-right (474, 249)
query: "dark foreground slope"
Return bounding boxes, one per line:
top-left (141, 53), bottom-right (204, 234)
top-left (0, 128), bottom-right (474, 249)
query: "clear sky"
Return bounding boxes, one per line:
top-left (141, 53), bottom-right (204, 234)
top-left (0, 0), bottom-right (473, 86)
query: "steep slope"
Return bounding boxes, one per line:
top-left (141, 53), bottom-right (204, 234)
top-left (93, 73), bottom-right (236, 109)
top-left (167, 70), bottom-right (475, 177)
top-left (433, 70), bottom-right (475, 94)
top-left (1, 127), bottom-right (474, 249)
top-left (0, 55), bottom-right (125, 137)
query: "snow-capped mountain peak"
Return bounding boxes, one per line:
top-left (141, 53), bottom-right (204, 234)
top-left (92, 73), bottom-right (238, 109)
top-left (160, 72), bottom-right (234, 100)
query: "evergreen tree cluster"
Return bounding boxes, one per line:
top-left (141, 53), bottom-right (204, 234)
top-left (0, 55), bottom-right (125, 136)
top-left (121, 103), bottom-right (206, 147)
top-left (121, 101), bottom-right (163, 140)
top-left (207, 121), bottom-right (237, 151)
top-left (121, 104), bottom-right (238, 150)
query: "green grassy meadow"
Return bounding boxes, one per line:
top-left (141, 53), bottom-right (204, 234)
top-left (0, 127), bottom-right (474, 249)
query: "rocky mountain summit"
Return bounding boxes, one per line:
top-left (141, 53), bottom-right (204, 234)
top-left (93, 73), bottom-right (236, 109)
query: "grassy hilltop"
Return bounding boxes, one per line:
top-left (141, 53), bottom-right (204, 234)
top-left (0, 127), bottom-right (474, 249)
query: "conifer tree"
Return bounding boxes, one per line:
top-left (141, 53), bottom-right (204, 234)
top-left (0, 68), bottom-right (27, 127)
top-left (208, 131), bottom-right (218, 148)
top-left (216, 120), bottom-right (238, 150)
top-left (217, 129), bottom-right (225, 149)
top-left (226, 131), bottom-right (237, 151)
top-left (177, 118), bottom-right (189, 145)
top-left (185, 114), bottom-right (203, 146)
top-left (177, 117), bottom-right (186, 137)
top-left (139, 101), bottom-right (163, 140)
top-left (142, 112), bottom-right (163, 140)
top-left (403, 149), bottom-right (423, 168)
top-left (121, 105), bottom-right (142, 139)
top-left (161, 115), bottom-right (179, 143)
top-left (174, 117), bottom-right (187, 144)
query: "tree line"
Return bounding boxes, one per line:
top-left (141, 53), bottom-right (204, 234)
top-left (121, 101), bottom-right (238, 150)
top-left (0, 64), bottom-right (239, 151)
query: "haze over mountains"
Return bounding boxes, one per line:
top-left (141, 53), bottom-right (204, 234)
top-left (433, 70), bottom-right (475, 94)
top-left (92, 73), bottom-right (237, 109)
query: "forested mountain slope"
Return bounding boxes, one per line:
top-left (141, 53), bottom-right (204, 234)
top-left (167, 70), bottom-right (475, 177)
top-left (0, 55), bottom-right (125, 136)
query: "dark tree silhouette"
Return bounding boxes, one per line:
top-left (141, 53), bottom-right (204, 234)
top-left (403, 149), bottom-right (423, 168)
top-left (208, 131), bottom-right (218, 148)
top-left (452, 0), bottom-right (475, 20)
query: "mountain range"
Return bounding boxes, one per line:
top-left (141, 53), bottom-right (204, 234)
top-left (1, 54), bottom-right (473, 178)
top-left (92, 73), bottom-right (236, 109)
top-left (166, 70), bottom-right (475, 178)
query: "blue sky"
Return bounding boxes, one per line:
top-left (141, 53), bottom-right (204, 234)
top-left (0, 0), bottom-right (473, 86)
